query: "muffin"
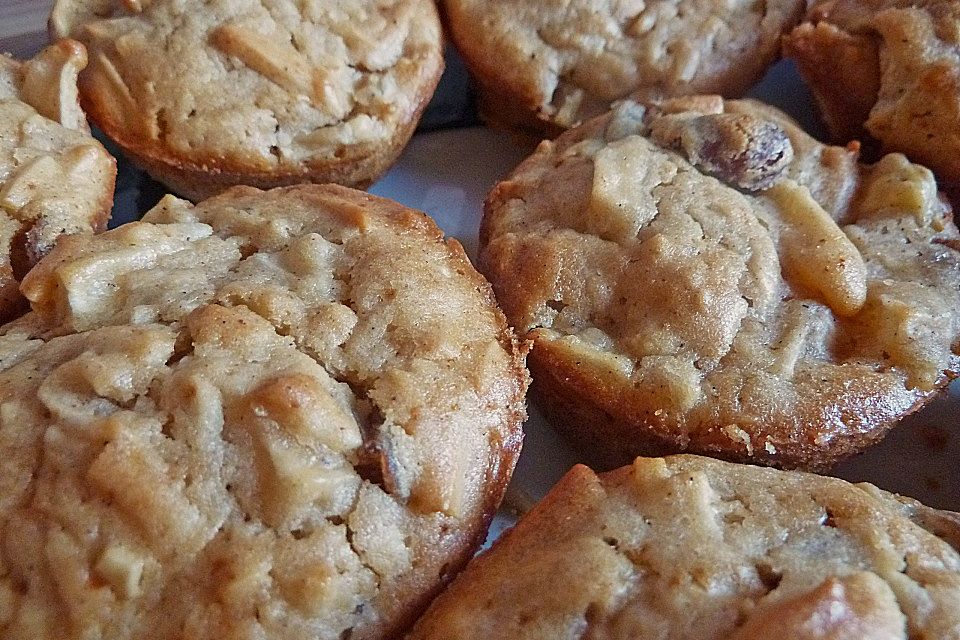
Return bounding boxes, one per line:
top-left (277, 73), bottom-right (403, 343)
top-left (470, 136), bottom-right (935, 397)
top-left (49, 0), bottom-right (444, 201)
top-left (0, 39), bottom-right (115, 322)
top-left (480, 95), bottom-right (960, 470)
top-left (441, 0), bottom-right (807, 136)
top-left (409, 454), bottom-right (960, 639)
top-left (0, 185), bottom-right (528, 639)
top-left (784, 0), bottom-right (960, 185)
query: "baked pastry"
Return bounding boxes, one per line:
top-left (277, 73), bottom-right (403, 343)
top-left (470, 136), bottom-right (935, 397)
top-left (49, 0), bottom-right (444, 201)
top-left (480, 95), bottom-right (960, 470)
top-left (784, 0), bottom-right (960, 185)
top-left (409, 454), bottom-right (960, 639)
top-left (441, 0), bottom-right (807, 135)
top-left (0, 185), bottom-right (528, 639)
top-left (0, 40), bottom-right (115, 322)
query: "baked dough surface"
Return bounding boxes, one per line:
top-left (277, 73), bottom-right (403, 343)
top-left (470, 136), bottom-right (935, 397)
top-left (481, 96), bottom-right (960, 468)
top-left (410, 455), bottom-right (960, 640)
top-left (51, 0), bottom-right (443, 198)
top-left (785, 0), bottom-right (960, 184)
top-left (444, 0), bottom-right (805, 130)
top-left (0, 40), bottom-right (115, 321)
top-left (0, 184), bottom-right (528, 640)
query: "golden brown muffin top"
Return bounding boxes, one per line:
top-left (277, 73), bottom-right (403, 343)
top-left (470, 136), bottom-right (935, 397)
top-left (481, 96), bottom-right (960, 468)
top-left (785, 0), bottom-right (960, 184)
top-left (50, 0), bottom-right (443, 174)
top-left (0, 185), bottom-right (528, 639)
top-left (443, 0), bottom-right (805, 129)
top-left (0, 40), bottom-right (115, 321)
top-left (410, 454), bottom-right (960, 640)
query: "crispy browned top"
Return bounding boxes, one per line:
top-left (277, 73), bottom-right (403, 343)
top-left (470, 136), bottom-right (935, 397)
top-left (0, 185), bottom-right (528, 640)
top-left (481, 96), bottom-right (960, 466)
top-left (50, 0), bottom-right (443, 174)
top-left (410, 455), bottom-right (960, 640)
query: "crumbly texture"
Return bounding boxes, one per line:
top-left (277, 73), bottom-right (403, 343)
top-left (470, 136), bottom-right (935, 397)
top-left (480, 96), bottom-right (960, 470)
top-left (442, 0), bottom-right (806, 135)
top-left (0, 185), bottom-right (529, 640)
top-left (0, 40), bottom-right (115, 323)
top-left (409, 455), bottom-right (960, 640)
top-left (50, 0), bottom-right (444, 200)
top-left (784, 0), bottom-right (960, 185)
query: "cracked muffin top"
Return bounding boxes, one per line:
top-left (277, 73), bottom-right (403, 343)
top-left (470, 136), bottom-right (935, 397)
top-left (441, 0), bottom-right (806, 133)
top-left (784, 0), bottom-right (960, 185)
top-left (49, 0), bottom-right (443, 200)
top-left (0, 40), bottom-right (115, 323)
top-left (0, 185), bottom-right (528, 640)
top-left (409, 455), bottom-right (960, 640)
top-left (480, 95), bottom-right (960, 470)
